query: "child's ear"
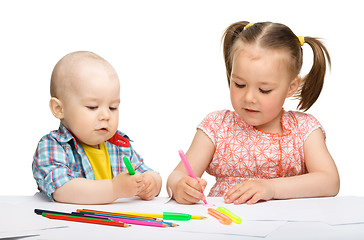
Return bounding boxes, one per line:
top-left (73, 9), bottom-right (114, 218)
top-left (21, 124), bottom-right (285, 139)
top-left (287, 76), bottom-right (301, 98)
top-left (49, 97), bottom-right (64, 119)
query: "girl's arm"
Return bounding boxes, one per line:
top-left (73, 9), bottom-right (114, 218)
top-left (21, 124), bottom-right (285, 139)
top-left (167, 129), bottom-right (215, 204)
top-left (225, 128), bottom-right (340, 204)
top-left (273, 128), bottom-right (340, 198)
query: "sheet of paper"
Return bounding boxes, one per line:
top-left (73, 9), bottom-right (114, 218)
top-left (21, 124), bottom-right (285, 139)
top-left (165, 199), bottom-right (286, 237)
top-left (171, 218), bottom-right (287, 237)
top-left (0, 231), bottom-right (40, 239)
top-left (0, 203), bottom-right (68, 238)
top-left (24, 221), bottom-right (250, 240)
top-left (3, 194), bottom-right (364, 239)
top-left (315, 196), bottom-right (364, 225)
top-left (204, 197), bottom-right (325, 222)
top-left (15, 194), bottom-right (284, 238)
top-left (168, 196), bottom-right (364, 225)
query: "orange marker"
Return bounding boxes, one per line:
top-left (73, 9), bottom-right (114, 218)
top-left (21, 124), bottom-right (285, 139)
top-left (207, 208), bottom-right (232, 225)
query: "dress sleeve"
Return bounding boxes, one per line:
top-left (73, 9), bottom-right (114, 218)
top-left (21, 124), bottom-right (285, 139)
top-left (295, 112), bottom-right (326, 142)
top-left (197, 110), bottom-right (226, 146)
top-left (32, 136), bottom-right (77, 201)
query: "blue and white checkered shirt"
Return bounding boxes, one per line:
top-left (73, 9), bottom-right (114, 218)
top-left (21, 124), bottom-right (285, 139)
top-left (32, 124), bottom-right (153, 200)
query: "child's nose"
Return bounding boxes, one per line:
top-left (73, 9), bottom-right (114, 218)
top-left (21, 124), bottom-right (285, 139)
top-left (98, 108), bottom-right (111, 120)
top-left (244, 88), bottom-right (256, 103)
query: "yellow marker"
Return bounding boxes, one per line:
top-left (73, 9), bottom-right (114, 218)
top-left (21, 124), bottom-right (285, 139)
top-left (216, 207), bottom-right (242, 224)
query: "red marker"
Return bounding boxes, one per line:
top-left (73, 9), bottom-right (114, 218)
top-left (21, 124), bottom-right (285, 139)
top-left (42, 213), bottom-right (130, 227)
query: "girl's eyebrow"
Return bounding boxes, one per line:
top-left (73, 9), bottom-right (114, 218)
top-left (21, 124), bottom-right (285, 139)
top-left (232, 74), bottom-right (276, 86)
top-left (231, 74), bottom-right (245, 81)
top-left (258, 81), bottom-right (276, 86)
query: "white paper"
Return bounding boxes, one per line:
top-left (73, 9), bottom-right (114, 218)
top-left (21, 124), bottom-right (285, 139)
top-left (2, 194), bottom-right (364, 239)
top-left (179, 196), bottom-right (364, 225)
top-left (171, 218), bottom-right (287, 237)
top-left (0, 203), bottom-right (68, 238)
top-left (165, 198), bottom-right (286, 237)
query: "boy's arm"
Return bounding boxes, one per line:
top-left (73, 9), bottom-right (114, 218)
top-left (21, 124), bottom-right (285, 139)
top-left (130, 149), bottom-right (162, 200)
top-left (137, 171), bottom-right (162, 200)
top-left (33, 135), bottom-right (144, 204)
top-left (53, 172), bottom-right (144, 204)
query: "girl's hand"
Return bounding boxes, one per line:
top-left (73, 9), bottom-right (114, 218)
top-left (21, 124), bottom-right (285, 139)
top-left (174, 176), bottom-right (207, 204)
top-left (224, 179), bottom-right (275, 205)
top-left (137, 171), bottom-right (161, 200)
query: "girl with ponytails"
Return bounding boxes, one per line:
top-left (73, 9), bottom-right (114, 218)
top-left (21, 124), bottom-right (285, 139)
top-left (167, 21), bottom-right (340, 205)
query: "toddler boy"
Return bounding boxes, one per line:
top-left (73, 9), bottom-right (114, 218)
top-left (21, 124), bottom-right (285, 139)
top-left (32, 51), bottom-right (162, 204)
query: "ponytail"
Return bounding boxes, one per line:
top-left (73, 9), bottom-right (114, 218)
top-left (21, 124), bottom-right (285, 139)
top-left (296, 37), bottom-right (331, 111)
top-left (221, 21), bottom-right (331, 111)
top-left (222, 21), bottom-right (249, 86)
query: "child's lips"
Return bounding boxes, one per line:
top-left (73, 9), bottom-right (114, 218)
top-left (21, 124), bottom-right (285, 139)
top-left (96, 127), bottom-right (108, 133)
top-left (244, 108), bottom-right (259, 113)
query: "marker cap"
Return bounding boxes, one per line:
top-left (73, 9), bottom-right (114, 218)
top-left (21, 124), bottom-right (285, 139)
top-left (216, 207), bottom-right (242, 224)
top-left (163, 212), bottom-right (192, 221)
top-left (123, 156), bottom-right (135, 175)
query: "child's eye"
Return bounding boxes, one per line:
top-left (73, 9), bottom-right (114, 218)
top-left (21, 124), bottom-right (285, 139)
top-left (109, 107), bottom-right (118, 111)
top-left (259, 89), bottom-right (272, 94)
top-left (87, 106), bottom-right (98, 110)
top-left (234, 82), bottom-right (246, 88)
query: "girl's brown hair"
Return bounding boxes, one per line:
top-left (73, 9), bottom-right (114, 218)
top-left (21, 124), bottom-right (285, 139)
top-left (222, 21), bottom-right (331, 111)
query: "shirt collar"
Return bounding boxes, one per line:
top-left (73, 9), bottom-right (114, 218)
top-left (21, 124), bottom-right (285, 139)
top-left (52, 124), bottom-right (79, 151)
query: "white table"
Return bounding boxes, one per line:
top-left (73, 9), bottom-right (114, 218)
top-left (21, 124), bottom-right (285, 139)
top-left (1, 193), bottom-right (364, 240)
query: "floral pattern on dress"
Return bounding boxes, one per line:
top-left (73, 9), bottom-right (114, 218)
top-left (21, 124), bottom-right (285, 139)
top-left (198, 110), bottom-right (324, 197)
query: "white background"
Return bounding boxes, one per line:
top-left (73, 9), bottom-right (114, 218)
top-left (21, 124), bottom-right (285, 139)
top-left (0, 0), bottom-right (363, 197)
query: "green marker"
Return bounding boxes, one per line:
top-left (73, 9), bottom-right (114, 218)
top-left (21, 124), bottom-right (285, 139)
top-left (163, 212), bottom-right (192, 221)
top-left (123, 156), bottom-right (135, 175)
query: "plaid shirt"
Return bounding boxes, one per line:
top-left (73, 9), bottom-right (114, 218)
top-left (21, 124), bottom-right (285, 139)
top-left (32, 124), bottom-right (153, 200)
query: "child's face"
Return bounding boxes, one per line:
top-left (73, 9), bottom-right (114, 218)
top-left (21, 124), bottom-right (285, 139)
top-left (61, 59), bottom-right (120, 148)
top-left (230, 45), bottom-right (298, 133)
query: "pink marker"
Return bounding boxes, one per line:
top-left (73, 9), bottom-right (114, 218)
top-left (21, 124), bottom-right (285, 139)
top-left (178, 150), bottom-right (208, 205)
top-left (83, 214), bottom-right (170, 228)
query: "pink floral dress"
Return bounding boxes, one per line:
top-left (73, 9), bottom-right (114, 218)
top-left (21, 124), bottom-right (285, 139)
top-left (198, 109), bottom-right (324, 197)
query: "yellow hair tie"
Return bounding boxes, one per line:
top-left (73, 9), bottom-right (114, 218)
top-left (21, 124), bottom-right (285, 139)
top-left (245, 22), bottom-right (254, 29)
top-left (298, 36), bottom-right (305, 46)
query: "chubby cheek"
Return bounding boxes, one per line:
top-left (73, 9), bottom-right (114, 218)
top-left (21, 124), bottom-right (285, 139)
top-left (73, 118), bottom-right (94, 139)
top-left (109, 112), bottom-right (119, 132)
top-left (260, 95), bottom-right (284, 116)
top-left (229, 88), bottom-right (241, 110)
top-left (111, 116), bottom-right (119, 132)
top-left (67, 110), bottom-right (94, 134)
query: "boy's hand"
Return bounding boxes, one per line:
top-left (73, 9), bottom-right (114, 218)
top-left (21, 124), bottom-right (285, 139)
top-left (224, 179), bottom-right (275, 205)
top-left (137, 171), bottom-right (161, 200)
top-left (174, 176), bottom-right (207, 204)
top-left (112, 171), bottom-right (144, 199)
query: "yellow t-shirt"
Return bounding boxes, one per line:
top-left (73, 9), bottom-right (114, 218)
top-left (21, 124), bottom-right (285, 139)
top-left (81, 142), bottom-right (113, 180)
